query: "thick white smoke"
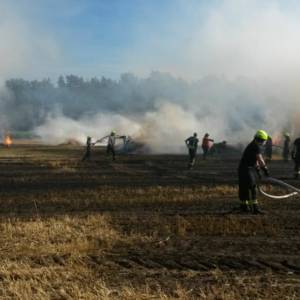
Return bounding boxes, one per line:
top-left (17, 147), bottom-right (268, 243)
top-left (35, 111), bottom-right (141, 146)
top-left (2, 0), bottom-right (300, 151)
top-left (34, 96), bottom-right (295, 153)
top-left (35, 102), bottom-right (204, 153)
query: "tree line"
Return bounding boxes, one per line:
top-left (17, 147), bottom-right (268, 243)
top-left (2, 72), bottom-right (189, 132)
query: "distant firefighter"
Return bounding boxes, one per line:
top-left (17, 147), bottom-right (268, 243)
top-left (282, 133), bottom-right (291, 162)
top-left (185, 132), bottom-right (199, 169)
top-left (291, 137), bottom-right (300, 179)
top-left (82, 136), bottom-right (92, 161)
top-left (238, 130), bottom-right (270, 214)
top-left (202, 133), bottom-right (214, 160)
top-left (95, 131), bottom-right (126, 161)
top-left (264, 136), bottom-right (273, 162)
top-left (210, 140), bottom-right (227, 155)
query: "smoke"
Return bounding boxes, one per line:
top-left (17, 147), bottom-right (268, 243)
top-left (35, 102), bottom-right (206, 153)
top-left (0, 0), bottom-right (61, 133)
top-left (188, 0), bottom-right (300, 80)
top-left (0, 2), bottom-right (60, 81)
top-left (33, 80), bottom-right (295, 153)
top-left (35, 111), bottom-right (141, 146)
top-left (1, 0), bottom-right (300, 152)
top-left (126, 0), bottom-right (300, 82)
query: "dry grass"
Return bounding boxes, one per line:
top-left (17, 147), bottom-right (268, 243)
top-left (0, 145), bottom-right (299, 299)
top-left (0, 213), bottom-right (297, 300)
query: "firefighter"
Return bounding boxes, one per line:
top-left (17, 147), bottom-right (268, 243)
top-left (95, 131), bottom-right (125, 161)
top-left (185, 133), bottom-right (199, 169)
top-left (202, 133), bottom-right (214, 160)
top-left (264, 135), bottom-right (273, 162)
top-left (283, 133), bottom-right (291, 162)
top-left (238, 130), bottom-right (270, 214)
top-left (291, 137), bottom-right (300, 179)
top-left (82, 136), bottom-right (92, 161)
top-left (106, 131), bottom-right (118, 161)
top-left (210, 140), bottom-right (227, 156)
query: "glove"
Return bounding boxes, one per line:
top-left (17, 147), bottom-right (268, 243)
top-left (262, 166), bottom-right (270, 177)
top-left (255, 166), bottom-right (262, 179)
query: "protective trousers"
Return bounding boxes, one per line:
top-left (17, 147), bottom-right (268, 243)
top-left (82, 146), bottom-right (91, 161)
top-left (188, 148), bottom-right (196, 168)
top-left (202, 146), bottom-right (209, 160)
top-left (238, 167), bottom-right (259, 209)
top-left (283, 147), bottom-right (290, 161)
top-left (294, 158), bottom-right (300, 179)
top-left (107, 145), bottom-right (116, 160)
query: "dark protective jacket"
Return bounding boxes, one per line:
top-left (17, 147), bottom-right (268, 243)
top-left (239, 140), bottom-right (262, 170)
top-left (238, 140), bottom-right (262, 187)
top-left (292, 138), bottom-right (300, 161)
top-left (186, 136), bottom-right (199, 150)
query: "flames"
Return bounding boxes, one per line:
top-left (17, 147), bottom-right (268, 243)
top-left (4, 134), bottom-right (12, 147)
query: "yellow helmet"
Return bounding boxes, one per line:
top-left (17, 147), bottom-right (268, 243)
top-left (284, 132), bottom-right (290, 137)
top-left (255, 130), bottom-right (268, 141)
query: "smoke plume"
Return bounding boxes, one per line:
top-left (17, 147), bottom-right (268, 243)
top-left (1, 0), bottom-right (300, 152)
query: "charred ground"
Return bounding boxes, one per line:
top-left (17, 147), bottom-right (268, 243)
top-left (0, 145), bottom-right (299, 299)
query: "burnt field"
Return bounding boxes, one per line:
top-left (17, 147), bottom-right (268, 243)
top-left (0, 144), bottom-right (299, 299)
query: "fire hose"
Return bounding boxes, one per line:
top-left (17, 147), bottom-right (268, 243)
top-left (258, 177), bottom-right (300, 199)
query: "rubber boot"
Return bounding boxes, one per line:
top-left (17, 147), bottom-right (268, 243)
top-left (240, 203), bottom-right (251, 213)
top-left (252, 204), bottom-right (264, 215)
top-left (188, 158), bottom-right (195, 170)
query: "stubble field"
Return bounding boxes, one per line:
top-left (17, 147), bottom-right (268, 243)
top-left (0, 144), bottom-right (299, 299)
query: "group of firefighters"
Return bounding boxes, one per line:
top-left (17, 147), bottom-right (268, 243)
top-left (82, 129), bottom-right (300, 215)
top-left (185, 133), bottom-right (214, 168)
top-left (264, 133), bottom-right (291, 162)
top-left (82, 131), bottom-right (215, 165)
top-left (238, 130), bottom-right (300, 214)
top-left (185, 130), bottom-right (300, 214)
top-left (82, 131), bottom-right (126, 162)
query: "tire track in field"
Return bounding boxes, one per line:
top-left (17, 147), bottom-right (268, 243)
top-left (108, 251), bottom-right (300, 274)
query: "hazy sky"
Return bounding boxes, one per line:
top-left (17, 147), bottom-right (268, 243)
top-left (1, 0), bottom-right (300, 81)
top-left (2, 0), bottom-right (300, 147)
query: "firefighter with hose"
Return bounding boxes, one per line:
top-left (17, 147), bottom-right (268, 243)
top-left (238, 130), bottom-right (270, 214)
top-left (94, 131), bottom-right (126, 161)
top-left (185, 133), bottom-right (199, 169)
top-left (82, 136), bottom-right (93, 161)
top-left (292, 137), bottom-right (300, 179)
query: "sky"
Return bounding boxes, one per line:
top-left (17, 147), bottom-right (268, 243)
top-left (1, 0), bottom-right (300, 81)
top-left (1, 0), bottom-right (300, 148)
